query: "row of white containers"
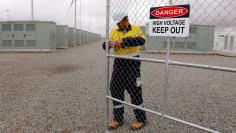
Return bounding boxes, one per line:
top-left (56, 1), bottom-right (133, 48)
top-left (0, 21), bottom-right (102, 52)
top-left (57, 25), bottom-right (102, 49)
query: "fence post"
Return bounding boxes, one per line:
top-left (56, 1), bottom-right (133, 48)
top-left (105, 0), bottom-right (110, 132)
top-left (161, 2), bottom-right (172, 133)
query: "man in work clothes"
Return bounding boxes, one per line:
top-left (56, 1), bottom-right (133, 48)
top-left (106, 13), bottom-right (147, 130)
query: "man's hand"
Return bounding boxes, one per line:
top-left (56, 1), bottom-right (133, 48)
top-left (102, 39), bottom-right (124, 51)
top-left (114, 39), bottom-right (123, 50)
top-left (102, 41), bottom-right (113, 50)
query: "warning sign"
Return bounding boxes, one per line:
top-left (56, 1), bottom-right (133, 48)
top-left (149, 4), bottom-right (190, 37)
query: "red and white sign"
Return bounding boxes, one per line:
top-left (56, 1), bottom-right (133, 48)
top-left (151, 7), bottom-right (188, 18)
top-left (149, 5), bottom-right (190, 37)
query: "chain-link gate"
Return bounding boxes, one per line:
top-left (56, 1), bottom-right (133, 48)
top-left (105, 0), bottom-right (236, 132)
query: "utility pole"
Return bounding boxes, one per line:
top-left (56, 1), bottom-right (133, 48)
top-left (89, 0), bottom-right (91, 32)
top-left (169, 0), bottom-right (173, 5)
top-left (31, 0), bottom-right (34, 20)
top-left (79, 0), bottom-right (82, 44)
top-left (80, 0), bottom-right (82, 30)
top-left (75, 0), bottom-right (77, 29)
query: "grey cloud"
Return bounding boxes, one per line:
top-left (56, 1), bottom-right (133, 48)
top-left (0, 0), bottom-right (235, 37)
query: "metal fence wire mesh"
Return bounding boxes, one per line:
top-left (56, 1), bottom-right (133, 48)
top-left (106, 0), bottom-right (236, 132)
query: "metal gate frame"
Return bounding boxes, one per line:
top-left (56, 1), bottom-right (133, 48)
top-left (105, 0), bottom-right (236, 132)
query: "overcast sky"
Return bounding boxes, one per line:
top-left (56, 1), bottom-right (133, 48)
top-left (0, 0), bottom-right (235, 36)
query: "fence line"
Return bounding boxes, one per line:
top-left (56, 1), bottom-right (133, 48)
top-left (108, 55), bottom-right (236, 73)
top-left (106, 0), bottom-right (236, 132)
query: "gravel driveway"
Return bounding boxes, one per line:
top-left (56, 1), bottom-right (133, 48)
top-left (0, 42), bottom-right (235, 133)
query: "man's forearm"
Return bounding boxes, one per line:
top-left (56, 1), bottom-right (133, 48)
top-left (122, 37), bottom-right (145, 46)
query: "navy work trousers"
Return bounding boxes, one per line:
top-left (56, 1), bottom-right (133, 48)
top-left (110, 56), bottom-right (146, 123)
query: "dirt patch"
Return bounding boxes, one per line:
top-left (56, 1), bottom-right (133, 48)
top-left (50, 65), bottom-right (80, 75)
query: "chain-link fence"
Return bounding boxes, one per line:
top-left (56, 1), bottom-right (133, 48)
top-left (105, 0), bottom-right (236, 132)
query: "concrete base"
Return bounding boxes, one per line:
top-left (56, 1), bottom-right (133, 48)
top-left (214, 50), bottom-right (236, 57)
top-left (145, 50), bottom-right (213, 55)
top-left (57, 46), bottom-right (68, 49)
top-left (69, 45), bottom-right (77, 47)
top-left (0, 48), bottom-right (56, 53)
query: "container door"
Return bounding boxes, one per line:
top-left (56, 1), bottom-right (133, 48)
top-left (73, 29), bottom-right (76, 45)
top-left (187, 26), bottom-right (198, 51)
top-left (173, 37), bottom-right (186, 51)
top-left (13, 24), bottom-right (25, 48)
top-left (224, 34), bottom-right (229, 50)
top-left (25, 24), bottom-right (37, 48)
top-left (2, 24), bottom-right (13, 48)
top-left (229, 34), bottom-right (234, 51)
top-left (234, 34), bottom-right (236, 50)
top-left (50, 30), bottom-right (56, 48)
top-left (64, 28), bottom-right (69, 45)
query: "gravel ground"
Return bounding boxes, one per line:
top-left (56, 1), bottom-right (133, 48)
top-left (0, 42), bottom-right (235, 133)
